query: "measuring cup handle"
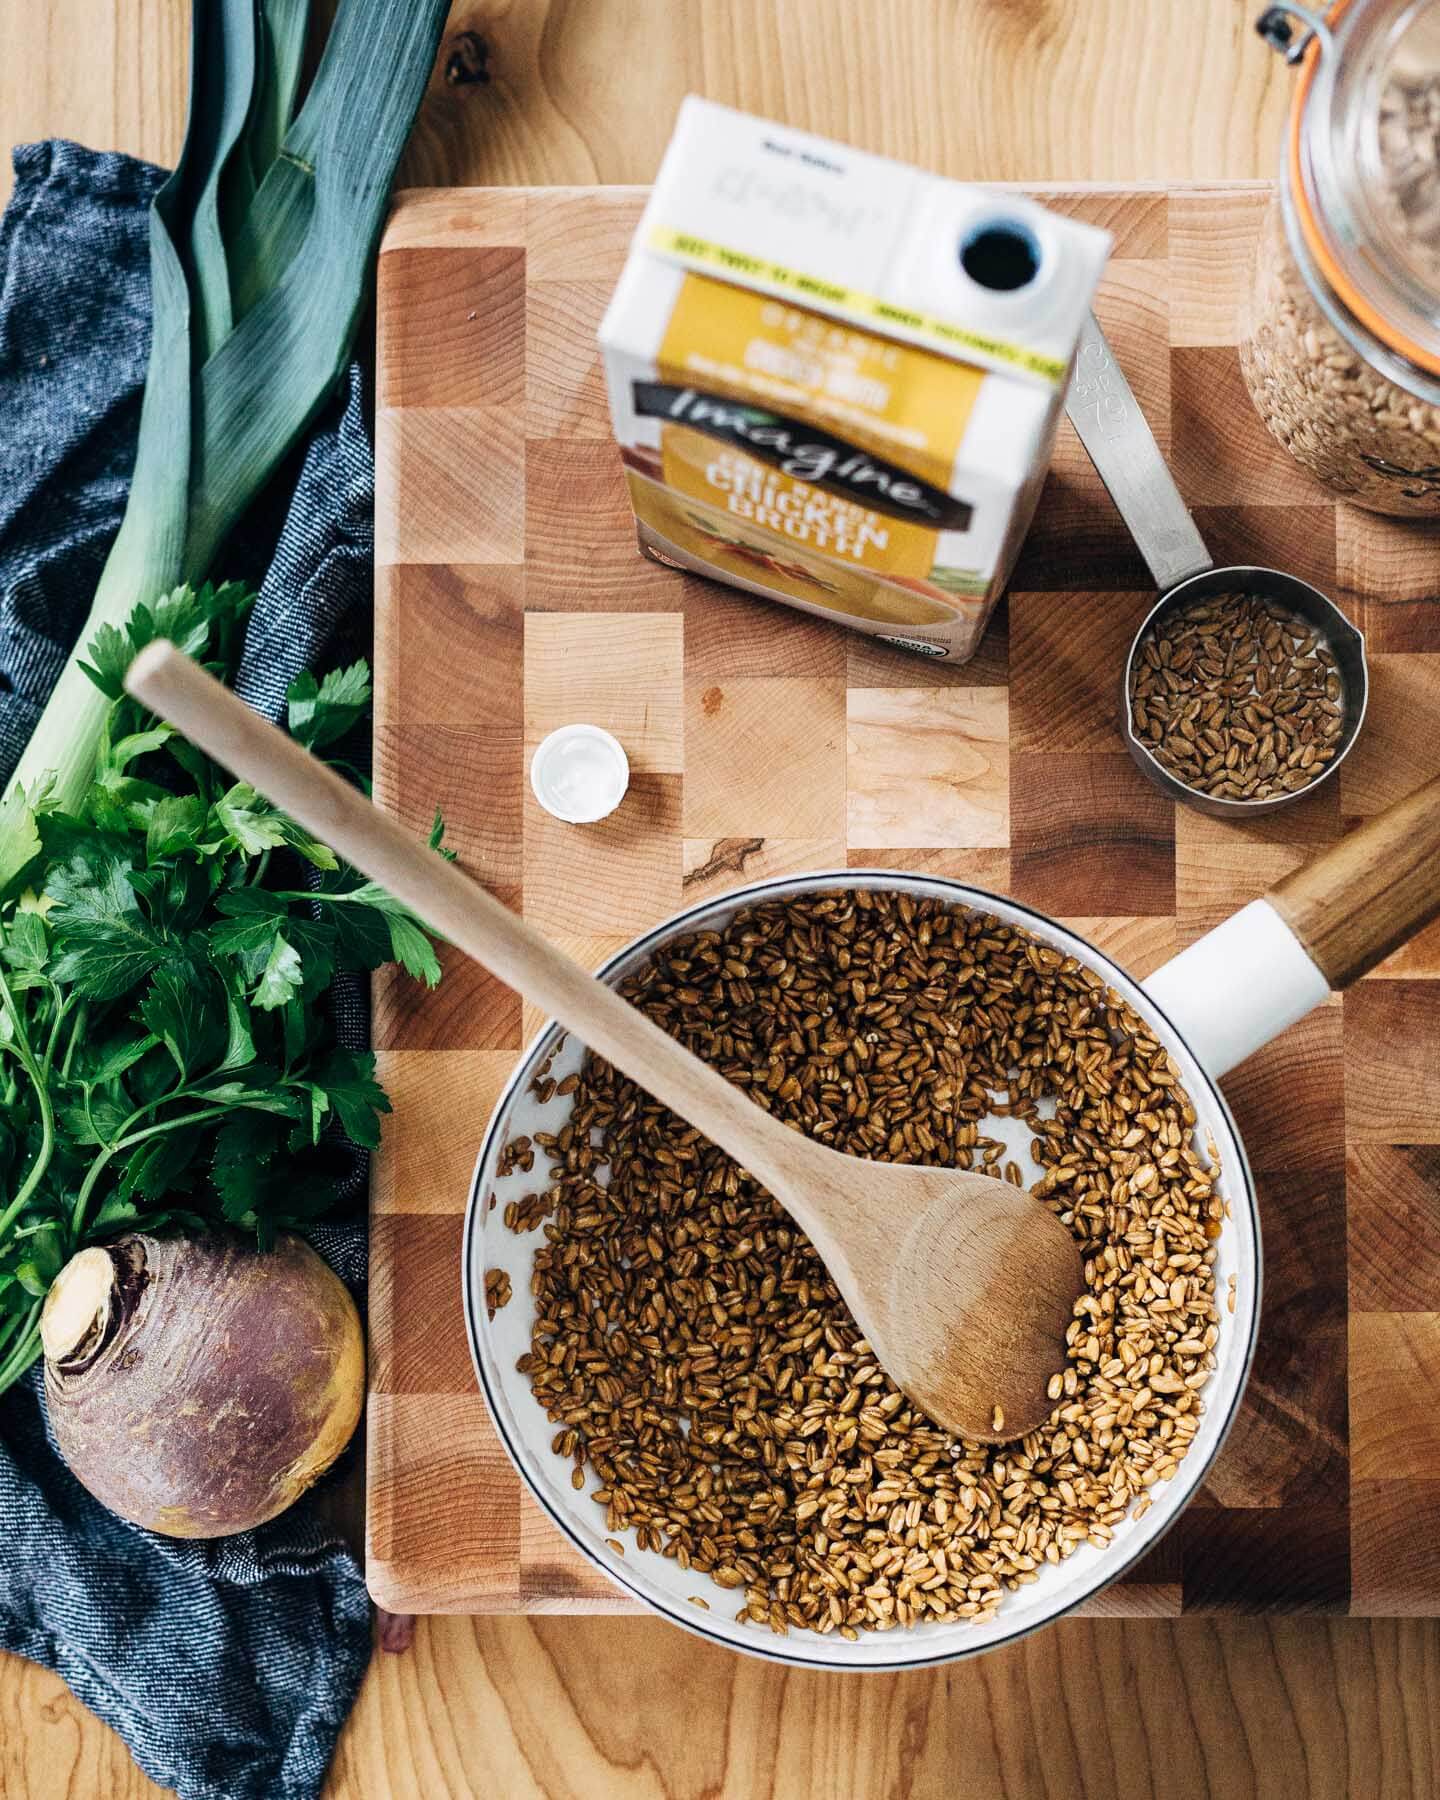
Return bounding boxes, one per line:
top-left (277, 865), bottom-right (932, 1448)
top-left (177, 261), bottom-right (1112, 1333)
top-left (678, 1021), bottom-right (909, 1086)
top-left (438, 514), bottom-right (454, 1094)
top-left (1143, 771), bottom-right (1440, 1077)
top-left (1065, 311), bottom-right (1213, 593)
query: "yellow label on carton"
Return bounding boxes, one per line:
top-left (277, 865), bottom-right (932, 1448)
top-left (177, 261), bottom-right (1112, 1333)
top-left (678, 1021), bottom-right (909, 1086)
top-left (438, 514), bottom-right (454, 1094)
top-left (624, 470), bottom-right (966, 628)
top-left (660, 427), bottom-right (937, 578)
top-left (648, 226), bottom-right (1069, 384)
top-left (634, 270), bottom-right (986, 612)
top-left (656, 273), bottom-right (983, 491)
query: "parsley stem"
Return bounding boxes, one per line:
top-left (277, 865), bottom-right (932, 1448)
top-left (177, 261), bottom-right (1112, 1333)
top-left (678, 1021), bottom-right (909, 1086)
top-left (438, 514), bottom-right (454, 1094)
top-left (0, 1302), bottom-right (33, 1361)
top-left (83, 1086), bottom-right (103, 1149)
top-left (0, 966), bottom-right (55, 1241)
top-left (271, 889), bottom-right (362, 904)
top-left (41, 990), bottom-right (72, 1077)
top-left (59, 999), bottom-right (88, 1082)
top-left (70, 1095), bottom-right (274, 1239)
top-left (107, 1076), bottom-right (255, 1148)
top-left (0, 1173), bottom-right (43, 1240)
top-left (0, 1308), bottom-right (42, 1396)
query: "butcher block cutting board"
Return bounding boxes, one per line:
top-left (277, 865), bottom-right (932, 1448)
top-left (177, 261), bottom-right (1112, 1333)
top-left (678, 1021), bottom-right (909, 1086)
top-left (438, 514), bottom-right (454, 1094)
top-left (368, 182), bottom-right (1440, 1617)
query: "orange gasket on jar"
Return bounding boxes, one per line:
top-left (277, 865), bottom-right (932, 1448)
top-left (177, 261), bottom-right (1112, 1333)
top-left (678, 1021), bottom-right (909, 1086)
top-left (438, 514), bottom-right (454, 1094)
top-left (1287, 0), bottom-right (1440, 377)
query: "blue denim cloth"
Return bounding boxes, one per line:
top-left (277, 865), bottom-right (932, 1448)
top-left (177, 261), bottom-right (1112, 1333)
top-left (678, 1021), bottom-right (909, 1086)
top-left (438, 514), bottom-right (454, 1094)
top-left (0, 141), bottom-right (374, 1800)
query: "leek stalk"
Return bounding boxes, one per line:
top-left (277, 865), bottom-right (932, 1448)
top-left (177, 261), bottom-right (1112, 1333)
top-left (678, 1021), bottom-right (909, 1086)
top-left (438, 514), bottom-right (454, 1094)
top-left (2, 0), bottom-right (446, 847)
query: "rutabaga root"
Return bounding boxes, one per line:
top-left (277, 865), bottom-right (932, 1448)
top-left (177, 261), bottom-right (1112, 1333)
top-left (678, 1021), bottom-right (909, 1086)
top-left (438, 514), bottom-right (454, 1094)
top-left (44, 1232), bottom-right (364, 1537)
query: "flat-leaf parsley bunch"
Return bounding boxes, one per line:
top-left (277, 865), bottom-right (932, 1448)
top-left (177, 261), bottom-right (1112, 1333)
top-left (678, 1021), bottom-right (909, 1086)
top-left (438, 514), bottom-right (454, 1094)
top-left (0, 583), bottom-right (442, 1392)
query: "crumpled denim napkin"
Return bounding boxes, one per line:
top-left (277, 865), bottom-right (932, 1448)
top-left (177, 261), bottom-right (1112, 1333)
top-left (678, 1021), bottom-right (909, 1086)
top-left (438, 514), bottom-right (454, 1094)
top-left (0, 138), bottom-right (376, 1800)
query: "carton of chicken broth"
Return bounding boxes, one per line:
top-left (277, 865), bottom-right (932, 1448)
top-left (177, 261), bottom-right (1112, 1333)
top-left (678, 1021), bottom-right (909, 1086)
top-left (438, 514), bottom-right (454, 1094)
top-left (600, 100), bottom-right (1112, 659)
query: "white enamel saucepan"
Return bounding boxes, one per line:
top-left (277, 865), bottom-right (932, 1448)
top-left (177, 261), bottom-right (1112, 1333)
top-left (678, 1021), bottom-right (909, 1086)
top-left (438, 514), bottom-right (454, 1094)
top-left (122, 643), bottom-right (1440, 1672)
top-left (464, 780), bottom-right (1440, 1670)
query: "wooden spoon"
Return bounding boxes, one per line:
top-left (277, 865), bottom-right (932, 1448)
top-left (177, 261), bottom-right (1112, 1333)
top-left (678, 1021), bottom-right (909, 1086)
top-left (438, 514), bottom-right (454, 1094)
top-left (125, 641), bottom-right (1083, 1442)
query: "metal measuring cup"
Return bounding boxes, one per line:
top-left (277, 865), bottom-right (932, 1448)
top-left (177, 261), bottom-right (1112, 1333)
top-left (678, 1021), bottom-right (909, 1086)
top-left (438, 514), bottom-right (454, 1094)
top-left (1065, 313), bottom-right (1368, 817)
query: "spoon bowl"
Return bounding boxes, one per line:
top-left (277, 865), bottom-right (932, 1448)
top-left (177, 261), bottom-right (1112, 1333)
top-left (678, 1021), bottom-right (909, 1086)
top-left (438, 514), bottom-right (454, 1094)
top-left (727, 1105), bottom-right (1083, 1443)
top-left (830, 1148), bottom-right (1082, 1440)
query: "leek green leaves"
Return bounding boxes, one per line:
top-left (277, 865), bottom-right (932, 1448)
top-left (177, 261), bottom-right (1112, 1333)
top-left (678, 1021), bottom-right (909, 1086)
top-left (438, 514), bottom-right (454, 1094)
top-left (3, 0), bottom-right (448, 830)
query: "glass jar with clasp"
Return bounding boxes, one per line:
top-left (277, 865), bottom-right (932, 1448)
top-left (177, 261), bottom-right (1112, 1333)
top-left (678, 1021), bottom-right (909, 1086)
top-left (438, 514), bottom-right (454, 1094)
top-left (1241, 1), bottom-right (1440, 513)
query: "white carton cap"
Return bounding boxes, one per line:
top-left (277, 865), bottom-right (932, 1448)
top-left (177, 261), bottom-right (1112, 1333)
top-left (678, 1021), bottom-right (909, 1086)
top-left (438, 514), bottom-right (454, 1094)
top-left (529, 725), bottom-right (630, 824)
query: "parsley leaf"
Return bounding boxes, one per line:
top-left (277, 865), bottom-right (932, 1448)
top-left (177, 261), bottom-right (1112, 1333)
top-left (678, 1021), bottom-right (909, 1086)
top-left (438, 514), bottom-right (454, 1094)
top-left (287, 663), bottom-right (372, 750)
top-left (383, 910), bottom-right (443, 988)
top-left (305, 1049), bottom-right (391, 1151)
top-left (116, 1125), bottom-right (205, 1205)
top-left (79, 1034), bottom-right (159, 1086)
top-left (308, 882), bottom-right (441, 985)
top-left (2, 911), bottom-right (48, 974)
top-left (211, 784), bottom-right (291, 857)
top-left (275, 816), bottom-right (338, 871)
top-left (212, 1112), bottom-right (284, 1224)
top-left (139, 963), bottom-right (227, 1077)
top-left (77, 623), bottom-right (137, 701)
top-left (210, 889), bottom-right (289, 967)
top-left (215, 968), bottom-right (257, 1072)
top-left (44, 846), bottom-right (171, 999)
top-left (328, 898), bottom-right (392, 971)
top-left (210, 784), bottom-right (337, 870)
top-left (429, 808), bottom-right (457, 863)
top-left (0, 788), bottom-right (43, 896)
top-left (146, 793), bottom-right (208, 861)
top-left (254, 935), bottom-right (304, 1010)
top-left (56, 1089), bottom-right (133, 1149)
top-left (106, 724), bottom-right (174, 773)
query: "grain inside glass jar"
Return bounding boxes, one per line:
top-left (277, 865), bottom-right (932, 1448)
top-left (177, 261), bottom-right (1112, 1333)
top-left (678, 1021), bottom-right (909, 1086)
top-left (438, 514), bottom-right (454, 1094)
top-left (1240, 200), bottom-right (1440, 513)
top-left (1241, 9), bottom-right (1440, 513)
top-left (1129, 592), bottom-right (1344, 802)
top-left (500, 890), bottom-right (1222, 1637)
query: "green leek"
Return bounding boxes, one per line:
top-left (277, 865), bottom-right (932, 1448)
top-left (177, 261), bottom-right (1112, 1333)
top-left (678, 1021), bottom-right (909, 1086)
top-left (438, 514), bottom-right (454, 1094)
top-left (3, 0), bottom-right (447, 838)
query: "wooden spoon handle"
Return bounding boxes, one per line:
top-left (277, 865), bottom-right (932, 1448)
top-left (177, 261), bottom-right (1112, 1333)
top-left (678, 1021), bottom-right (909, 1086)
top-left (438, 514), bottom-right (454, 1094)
top-left (1268, 770), bottom-right (1440, 988)
top-left (124, 642), bottom-right (802, 1202)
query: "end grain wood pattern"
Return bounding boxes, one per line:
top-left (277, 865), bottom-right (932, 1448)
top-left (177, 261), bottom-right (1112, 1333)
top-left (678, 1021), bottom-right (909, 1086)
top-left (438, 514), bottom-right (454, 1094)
top-left (370, 184), bottom-right (1440, 1619)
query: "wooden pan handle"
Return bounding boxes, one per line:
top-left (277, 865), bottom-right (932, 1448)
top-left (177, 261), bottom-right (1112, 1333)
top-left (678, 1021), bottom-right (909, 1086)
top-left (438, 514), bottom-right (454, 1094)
top-left (1268, 771), bottom-right (1440, 988)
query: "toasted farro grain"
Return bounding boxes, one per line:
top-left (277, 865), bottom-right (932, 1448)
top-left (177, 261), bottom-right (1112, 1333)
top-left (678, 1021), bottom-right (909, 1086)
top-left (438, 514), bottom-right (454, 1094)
top-left (1129, 592), bottom-right (1344, 802)
top-left (483, 1267), bottom-right (512, 1321)
top-left (504, 890), bottom-right (1221, 1636)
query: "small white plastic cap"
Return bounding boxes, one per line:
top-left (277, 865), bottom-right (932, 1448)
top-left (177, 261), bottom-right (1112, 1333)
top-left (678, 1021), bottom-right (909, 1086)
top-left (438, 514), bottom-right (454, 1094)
top-left (529, 724), bottom-right (630, 824)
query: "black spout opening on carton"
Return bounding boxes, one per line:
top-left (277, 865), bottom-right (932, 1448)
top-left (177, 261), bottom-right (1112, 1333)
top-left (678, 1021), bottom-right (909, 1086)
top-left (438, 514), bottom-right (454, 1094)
top-left (959, 221), bottom-right (1040, 292)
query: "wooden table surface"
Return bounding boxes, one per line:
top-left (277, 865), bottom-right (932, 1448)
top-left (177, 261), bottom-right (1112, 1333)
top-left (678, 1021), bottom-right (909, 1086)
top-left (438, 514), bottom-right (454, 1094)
top-left (3, 3), bottom-right (1439, 1797)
